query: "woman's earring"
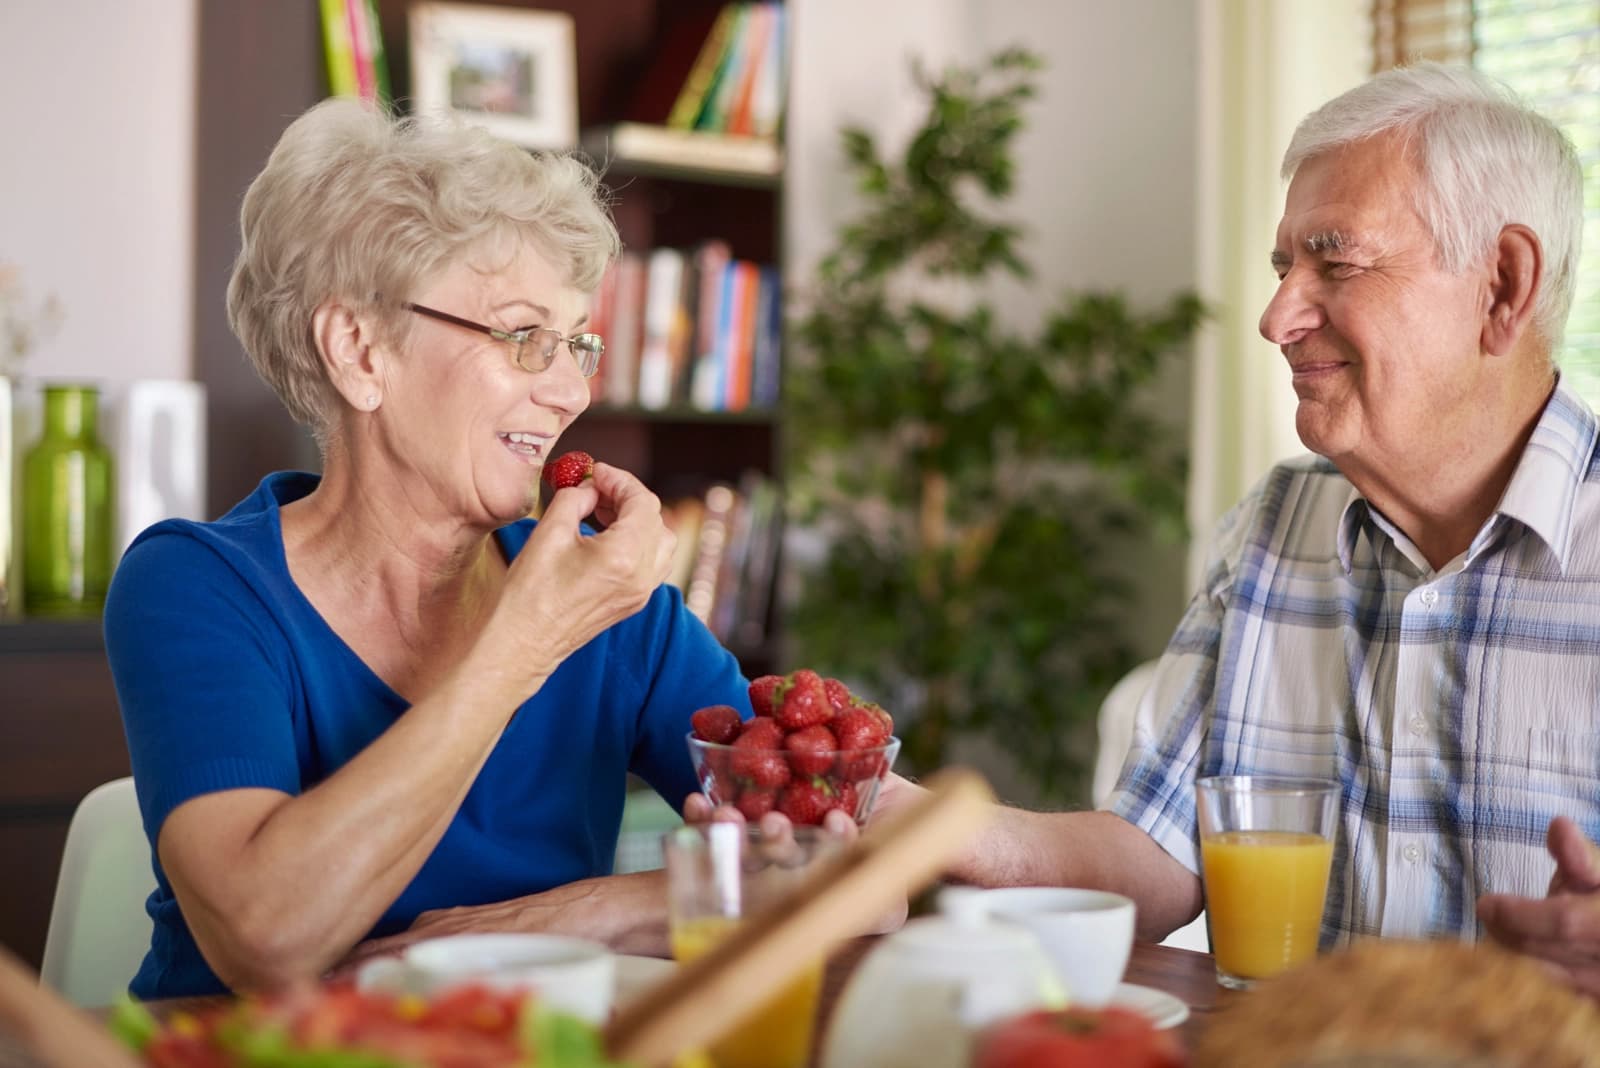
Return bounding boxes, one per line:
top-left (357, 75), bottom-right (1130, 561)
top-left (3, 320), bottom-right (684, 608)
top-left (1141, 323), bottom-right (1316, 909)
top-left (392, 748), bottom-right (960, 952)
top-left (366, 394), bottom-right (380, 410)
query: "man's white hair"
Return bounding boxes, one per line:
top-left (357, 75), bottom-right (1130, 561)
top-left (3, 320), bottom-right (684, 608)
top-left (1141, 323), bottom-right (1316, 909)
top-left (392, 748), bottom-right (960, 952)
top-left (1282, 63), bottom-right (1583, 350)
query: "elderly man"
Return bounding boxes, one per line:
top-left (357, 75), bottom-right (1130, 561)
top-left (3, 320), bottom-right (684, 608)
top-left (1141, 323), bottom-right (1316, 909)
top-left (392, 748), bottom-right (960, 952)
top-left (901, 62), bottom-right (1598, 991)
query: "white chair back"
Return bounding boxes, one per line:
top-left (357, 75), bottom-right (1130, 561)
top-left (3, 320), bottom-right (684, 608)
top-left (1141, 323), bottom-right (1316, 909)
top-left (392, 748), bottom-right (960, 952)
top-left (1093, 659), bottom-right (1210, 953)
top-left (40, 777), bottom-right (155, 1007)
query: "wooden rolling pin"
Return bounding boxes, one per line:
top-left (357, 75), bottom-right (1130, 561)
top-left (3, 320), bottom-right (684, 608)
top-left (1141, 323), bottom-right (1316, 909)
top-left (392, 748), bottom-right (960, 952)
top-left (603, 767), bottom-right (996, 1066)
top-left (0, 946), bottom-right (143, 1068)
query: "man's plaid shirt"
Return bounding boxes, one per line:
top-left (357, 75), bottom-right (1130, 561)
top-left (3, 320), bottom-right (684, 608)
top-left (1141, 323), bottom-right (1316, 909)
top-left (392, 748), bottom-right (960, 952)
top-left (1109, 379), bottom-right (1600, 943)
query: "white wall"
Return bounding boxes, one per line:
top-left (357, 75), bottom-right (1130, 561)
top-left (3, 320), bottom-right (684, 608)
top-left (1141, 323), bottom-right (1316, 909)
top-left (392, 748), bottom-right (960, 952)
top-left (0, 0), bottom-right (198, 389)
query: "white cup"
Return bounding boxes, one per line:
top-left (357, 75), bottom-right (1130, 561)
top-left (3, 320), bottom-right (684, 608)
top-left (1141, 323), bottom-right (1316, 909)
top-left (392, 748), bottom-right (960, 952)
top-left (356, 933), bottom-right (616, 1023)
top-left (939, 886), bottom-right (1135, 1008)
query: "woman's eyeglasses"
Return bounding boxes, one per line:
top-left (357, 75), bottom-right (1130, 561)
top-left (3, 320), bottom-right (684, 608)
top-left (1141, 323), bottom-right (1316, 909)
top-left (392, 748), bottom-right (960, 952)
top-left (404, 302), bottom-right (605, 377)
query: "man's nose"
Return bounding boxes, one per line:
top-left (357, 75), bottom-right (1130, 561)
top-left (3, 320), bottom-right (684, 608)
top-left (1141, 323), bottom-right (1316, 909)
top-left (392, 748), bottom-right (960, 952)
top-left (1259, 270), bottom-right (1326, 345)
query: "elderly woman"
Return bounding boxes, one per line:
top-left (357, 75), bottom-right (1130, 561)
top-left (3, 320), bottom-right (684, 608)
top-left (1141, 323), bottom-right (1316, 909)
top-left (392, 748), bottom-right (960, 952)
top-left (103, 99), bottom-right (747, 999)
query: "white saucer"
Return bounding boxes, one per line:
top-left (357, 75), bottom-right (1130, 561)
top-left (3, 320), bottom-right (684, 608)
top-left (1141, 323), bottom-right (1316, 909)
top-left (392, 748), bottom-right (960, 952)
top-left (1109, 981), bottom-right (1190, 1030)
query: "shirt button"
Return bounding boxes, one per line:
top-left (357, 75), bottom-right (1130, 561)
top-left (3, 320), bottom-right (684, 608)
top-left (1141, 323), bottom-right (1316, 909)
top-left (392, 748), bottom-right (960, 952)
top-left (1402, 842), bottom-right (1423, 863)
top-left (1409, 717), bottom-right (1426, 737)
top-left (1419, 588), bottom-right (1439, 607)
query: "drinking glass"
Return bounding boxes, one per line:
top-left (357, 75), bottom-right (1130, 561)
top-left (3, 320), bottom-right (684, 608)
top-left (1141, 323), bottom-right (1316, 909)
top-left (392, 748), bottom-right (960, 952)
top-left (1196, 775), bottom-right (1339, 989)
top-left (663, 823), bottom-right (841, 1068)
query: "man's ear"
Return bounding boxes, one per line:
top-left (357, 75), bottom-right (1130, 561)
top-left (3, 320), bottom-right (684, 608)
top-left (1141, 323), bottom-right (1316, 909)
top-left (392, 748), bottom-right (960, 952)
top-left (1480, 223), bottom-right (1542, 358)
top-left (312, 300), bottom-right (385, 412)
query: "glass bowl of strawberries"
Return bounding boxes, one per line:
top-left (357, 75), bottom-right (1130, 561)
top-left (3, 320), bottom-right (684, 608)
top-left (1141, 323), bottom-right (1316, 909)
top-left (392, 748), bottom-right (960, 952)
top-left (687, 669), bottom-right (900, 827)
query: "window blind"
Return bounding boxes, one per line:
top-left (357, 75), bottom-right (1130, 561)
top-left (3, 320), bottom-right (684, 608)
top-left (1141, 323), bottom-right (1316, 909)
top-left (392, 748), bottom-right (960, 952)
top-left (1372, 0), bottom-right (1600, 400)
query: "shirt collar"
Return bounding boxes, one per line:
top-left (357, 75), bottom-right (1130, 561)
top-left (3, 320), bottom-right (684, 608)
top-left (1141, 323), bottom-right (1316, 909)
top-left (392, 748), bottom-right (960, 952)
top-left (1334, 377), bottom-right (1599, 575)
top-left (1492, 377), bottom-right (1599, 571)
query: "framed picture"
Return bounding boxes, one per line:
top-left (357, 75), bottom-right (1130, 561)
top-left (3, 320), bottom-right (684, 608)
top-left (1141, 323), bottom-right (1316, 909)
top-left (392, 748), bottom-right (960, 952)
top-left (408, 2), bottom-right (578, 150)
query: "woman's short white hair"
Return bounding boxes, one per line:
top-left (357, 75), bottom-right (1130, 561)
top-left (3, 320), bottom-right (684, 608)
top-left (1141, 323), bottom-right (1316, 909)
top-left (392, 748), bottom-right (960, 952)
top-left (1282, 63), bottom-right (1583, 350)
top-left (227, 98), bottom-right (620, 438)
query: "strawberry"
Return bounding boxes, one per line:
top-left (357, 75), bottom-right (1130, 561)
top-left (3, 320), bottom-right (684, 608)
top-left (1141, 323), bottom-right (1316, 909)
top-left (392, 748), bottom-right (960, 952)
top-left (748, 675), bottom-right (784, 718)
top-left (829, 779), bottom-right (860, 822)
top-left (690, 704), bottom-right (743, 745)
top-left (541, 450), bottom-right (594, 490)
top-left (734, 716), bottom-right (783, 746)
top-left (783, 724), bottom-right (838, 777)
top-left (835, 704), bottom-right (894, 779)
top-left (823, 677), bottom-right (853, 712)
top-left (735, 787), bottom-right (778, 821)
top-left (774, 669), bottom-right (832, 731)
top-left (778, 779), bottom-right (836, 826)
top-left (730, 720), bottom-right (789, 788)
top-left (833, 705), bottom-right (891, 750)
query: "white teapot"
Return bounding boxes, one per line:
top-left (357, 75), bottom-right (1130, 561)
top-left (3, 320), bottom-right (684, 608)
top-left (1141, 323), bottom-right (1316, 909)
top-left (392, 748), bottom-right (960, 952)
top-left (819, 911), bottom-right (1064, 1068)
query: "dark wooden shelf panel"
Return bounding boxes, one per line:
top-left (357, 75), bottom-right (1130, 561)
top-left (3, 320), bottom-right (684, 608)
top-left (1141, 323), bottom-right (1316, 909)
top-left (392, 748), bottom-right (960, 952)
top-left (601, 155), bottom-right (782, 191)
top-left (583, 405), bottom-right (780, 426)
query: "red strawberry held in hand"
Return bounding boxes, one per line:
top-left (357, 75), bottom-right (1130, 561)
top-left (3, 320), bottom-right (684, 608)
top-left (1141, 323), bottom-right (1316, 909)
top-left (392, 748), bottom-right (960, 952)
top-left (541, 450), bottom-right (595, 490)
top-left (774, 669), bottom-right (832, 731)
top-left (690, 704), bottom-right (743, 745)
top-left (748, 675), bottom-right (784, 718)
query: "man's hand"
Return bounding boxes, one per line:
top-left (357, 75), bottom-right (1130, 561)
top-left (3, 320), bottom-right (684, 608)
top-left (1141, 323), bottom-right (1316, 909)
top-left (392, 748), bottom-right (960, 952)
top-left (1478, 816), bottom-right (1600, 996)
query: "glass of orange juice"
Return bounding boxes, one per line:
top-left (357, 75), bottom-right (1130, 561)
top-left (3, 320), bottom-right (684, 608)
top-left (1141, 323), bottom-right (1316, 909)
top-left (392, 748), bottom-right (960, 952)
top-left (662, 823), bottom-right (841, 1068)
top-left (1196, 775), bottom-right (1339, 989)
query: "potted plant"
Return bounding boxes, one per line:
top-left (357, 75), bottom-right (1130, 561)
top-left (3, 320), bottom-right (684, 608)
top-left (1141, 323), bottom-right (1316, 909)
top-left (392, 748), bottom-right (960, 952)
top-left (786, 49), bottom-right (1204, 802)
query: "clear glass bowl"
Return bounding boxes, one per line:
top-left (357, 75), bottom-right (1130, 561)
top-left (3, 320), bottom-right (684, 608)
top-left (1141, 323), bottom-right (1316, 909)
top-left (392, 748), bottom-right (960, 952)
top-left (686, 734), bottom-right (902, 826)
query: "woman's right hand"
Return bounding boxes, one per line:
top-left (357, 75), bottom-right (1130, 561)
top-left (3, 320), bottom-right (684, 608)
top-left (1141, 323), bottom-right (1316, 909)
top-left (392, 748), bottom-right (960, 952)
top-left (490, 461), bottom-right (676, 677)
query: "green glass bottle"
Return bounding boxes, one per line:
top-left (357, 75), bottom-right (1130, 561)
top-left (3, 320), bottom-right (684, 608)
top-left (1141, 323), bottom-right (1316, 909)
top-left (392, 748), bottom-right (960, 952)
top-left (23, 384), bottom-right (114, 617)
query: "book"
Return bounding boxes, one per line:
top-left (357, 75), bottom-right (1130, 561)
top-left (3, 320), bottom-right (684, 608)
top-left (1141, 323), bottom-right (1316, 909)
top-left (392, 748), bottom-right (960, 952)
top-left (705, 262), bottom-right (741, 411)
top-left (666, 5), bottom-right (743, 130)
top-left (318, 0), bottom-right (390, 105)
top-left (685, 483), bottom-right (738, 625)
top-left (690, 5), bottom-right (753, 132)
top-left (586, 257), bottom-right (618, 404)
top-left (724, 261), bottom-right (761, 411)
top-left (749, 4), bottom-right (787, 140)
top-left (624, 5), bottom-right (725, 126)
top-left (637, 248), bottom-right (686, 409)
top-left (663, 496), bottom-right (706, 593)
top-left (587, 123), bottom-right (782, 179)
top-left (726, 4), bottom-right (775, 137)
top-left (604, 253), bottom-right (647, 407)
top-left (750, 266), bottom-right (783, 408)
top-left (688, 241), bottom-right (733, 410)
top-left (696, 5), bottom-right (758, 133)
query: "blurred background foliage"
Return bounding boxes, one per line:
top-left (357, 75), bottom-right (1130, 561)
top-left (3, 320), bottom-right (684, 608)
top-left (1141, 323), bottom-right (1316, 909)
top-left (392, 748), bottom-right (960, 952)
top-left (786, 48), bottom-right (1204, 803)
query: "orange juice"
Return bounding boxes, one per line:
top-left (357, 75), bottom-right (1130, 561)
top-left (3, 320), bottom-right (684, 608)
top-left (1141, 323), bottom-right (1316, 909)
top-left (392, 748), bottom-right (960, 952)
top-left (670, 917), bottom-right (823, 1068)
top-left (1201, 829), bottom-right (1333, 980)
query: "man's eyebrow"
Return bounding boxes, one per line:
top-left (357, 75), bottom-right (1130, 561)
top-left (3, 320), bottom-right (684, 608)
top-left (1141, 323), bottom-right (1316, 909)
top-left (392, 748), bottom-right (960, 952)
top-left (1303, 230), bottom-right (1361, 255)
